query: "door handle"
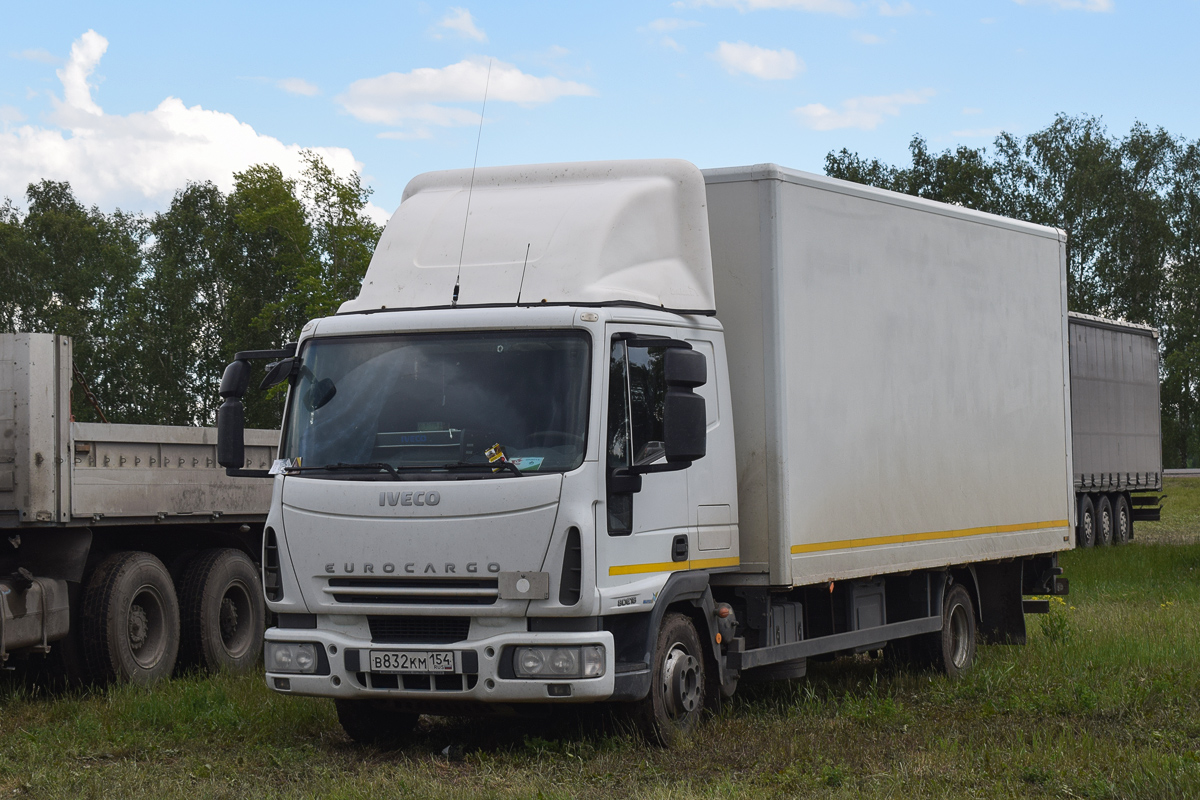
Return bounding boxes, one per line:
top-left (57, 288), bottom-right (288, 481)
top-left (672, 534), bottom-right (689, 562)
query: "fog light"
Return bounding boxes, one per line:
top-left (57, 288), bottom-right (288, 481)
top-left (513, 646), bottom-right (605, 679)
top-left (266, 642), bottom-right (319, 674)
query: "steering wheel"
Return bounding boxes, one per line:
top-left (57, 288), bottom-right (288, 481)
top-left (525, 430), bottom-right (584, 447)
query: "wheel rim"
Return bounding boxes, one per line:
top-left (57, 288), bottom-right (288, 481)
top-left (127, 584), bottom-right (168, 669)
top-left (219, 579), bottom-right (256, 658)
top-left (1100, 510), bottom-right (1113, 545)
top-left (1117, 508), bottom-right (1130, 542)
top-left (948, 602), bottom-right (971, 669)
top-left (661, 642), bottom-right (701, 719)
top-left (1081, 511), bottom-right (1094, 546)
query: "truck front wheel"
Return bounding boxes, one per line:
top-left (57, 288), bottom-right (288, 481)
top-left (178, 548), bottom-right (265, 673)
top-left (81, 551), bottom-right (180, 685)
top-left (633, 612), bottom-right (707, 745)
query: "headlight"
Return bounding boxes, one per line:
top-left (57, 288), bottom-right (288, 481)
top-left (513, 645), bottom-right (605, 678)
top-left (266, 642), bottom-right (319, 674)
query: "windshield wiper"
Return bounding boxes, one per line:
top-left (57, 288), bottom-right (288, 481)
top-left (435, 460), bottom-right (524, 477)
top-left (285, 462), bottom-right (402, 480)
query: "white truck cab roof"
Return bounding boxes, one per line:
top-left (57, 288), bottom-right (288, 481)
top-left (339, 159), bottom-right (716, 316)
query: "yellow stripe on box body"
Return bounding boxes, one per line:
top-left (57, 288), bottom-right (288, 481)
top-left (790, 519), bottom-right (1070, 555)
top-left (609, 555), bottom-right (740, 576)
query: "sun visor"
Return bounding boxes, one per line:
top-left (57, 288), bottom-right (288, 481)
top-left (339, 159), bottom-right (716, 314)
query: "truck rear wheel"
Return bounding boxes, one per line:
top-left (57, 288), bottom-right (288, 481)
top-left (1076, 495), bottom-right (1096, 548)
top-left (334, 700), bottom-right (419, 745)
top-left (178, 548), bottom-right (265, 673)
top-left (633, 612), bottom-right (706, 746)
top-left (81, 551), bottom-right (180, 686)
top-left (933, 584), bottom-right (977, 678)
top-left (1095, 495), bottom-right (1114, 547)
top-left (1112, 494), bottom-right (1131, 545)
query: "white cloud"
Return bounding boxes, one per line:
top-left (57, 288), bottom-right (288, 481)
top-left (687, 0), bottom-right (859, 15)
top-left (0, 31), bottom-right (362, 213)
top-left (337, 58), bottom-right (595, 128)
top-left (795, 88), bottom-right (934, 130)
top-left (852, 30), bottom-right (884, 44)
top-left (0, 105), bottom-right (26, 124)
top-left (436, 8), bottom-right (488, 41)
top-left (1012, 0), bottom-right (1113, 10)
top-left (56, 30), bottom-right (106, 116)
top-left (12, 48), bottom-right (59, 64)
top-left (277, 77), bottom-right (319, 96)
top-left (962, 106), bottom-right (983, 114)
top-left (648, 17), bottom-right (703, 31)
top-left (661, 37), bottom-right (686, 52)
top-left (714, 41), bottom-right (802, 80)
top-left (877, 1), bottom-right (915, 14)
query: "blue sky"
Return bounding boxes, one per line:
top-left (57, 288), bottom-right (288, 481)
top-left (2, 0), bottom-right (1196, 220)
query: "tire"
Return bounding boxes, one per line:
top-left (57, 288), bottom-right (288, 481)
top-left (1112, 494), bottom-right (1132, 545)
top-left (335, 700), bottom-right (419, 745)
top-left (1076, 495), bottom-right (1096, 548)
top-left (633, 613), bottom-right (707, 746)
top-left (178, 548), bottom-right (265, 673)
top-left (1095, 495), bottom-right (1113, 547)
top-left (81, 551), bottom-right (180, 686)
top-left (932, 583), bottom-right (977, 678)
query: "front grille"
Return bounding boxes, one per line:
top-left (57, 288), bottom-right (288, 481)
top-left (368, 615), bottom-right (471, 644)
top-left (366, 673), bottom-right (479, 692)
top-left (325, 577), bottom-right (499, 605)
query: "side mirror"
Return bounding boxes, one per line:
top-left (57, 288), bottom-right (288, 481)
top-left (217, 360), bottom-right (251, 471)
top-left (662, 348), bottom-right (707, 464)
top-left (217, 343), bottom-right (298, 478)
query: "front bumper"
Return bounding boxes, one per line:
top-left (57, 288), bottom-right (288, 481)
top-left (264, 625), bottom-right (617, 704)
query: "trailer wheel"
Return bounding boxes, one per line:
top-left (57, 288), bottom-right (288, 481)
top-left (934, 584), bottom-right (977, 678)
top-left (178, 548), bottom-right (265, 673)
top-left (335, 700), bottom-right (419, 745)
top-left (1076, 495), bottom-right (1096, 548)
top-left (80, 551), bottom-right (180, 686)
top-left (1112, 494), bottom-right (1132, 545)
top-left (633, 612), bottom-right (706, 746)
top-left (1095, 495), bottom-right (1114, 547)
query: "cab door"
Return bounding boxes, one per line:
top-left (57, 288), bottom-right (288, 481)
top-left (595, 327), bottom-right (694, 601)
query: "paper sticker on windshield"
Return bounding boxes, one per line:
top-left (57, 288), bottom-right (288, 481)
top-left (509, 457), bottom-right (544, 472)
top-left (270, 457), bottom-right (300, 475)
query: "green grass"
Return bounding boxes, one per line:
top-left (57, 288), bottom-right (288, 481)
top-left (4, 484), bottom-right (1200, 798)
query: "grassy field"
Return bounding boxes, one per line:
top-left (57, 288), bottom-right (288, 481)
top-left (3, 482), bottom-right (1200, 799)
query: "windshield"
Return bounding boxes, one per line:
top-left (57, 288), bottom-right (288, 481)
top-left (280, 330), bottom-right (591, 477)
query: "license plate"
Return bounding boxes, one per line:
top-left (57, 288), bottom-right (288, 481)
top-left (368, 649), bottom-right (457, 674)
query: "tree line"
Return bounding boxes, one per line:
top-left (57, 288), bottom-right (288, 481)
top-left (0, 152), bottom-right (380, 430)
top-left (825, 114), bottom-right (1200, 468)
top-left (2, 116), bottom-right (1198, 464)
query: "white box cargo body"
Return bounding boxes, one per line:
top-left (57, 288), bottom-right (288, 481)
top-left (703, 165), bottom-right (1075, 588)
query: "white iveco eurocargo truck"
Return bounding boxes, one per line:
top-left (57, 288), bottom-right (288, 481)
top-left (217, 160), bottom-right (1075, 744)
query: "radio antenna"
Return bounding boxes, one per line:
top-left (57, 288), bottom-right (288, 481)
top-left (516, 243), bottom-right (531, 304)
top-left (453, 58), bottom-right (492, 307)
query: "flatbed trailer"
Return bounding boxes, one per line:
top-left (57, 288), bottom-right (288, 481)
top-left (1, 333), bottom-right (277, 683)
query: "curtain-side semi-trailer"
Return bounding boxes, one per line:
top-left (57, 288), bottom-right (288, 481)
top-left (0, 333), bottom-right (276, 683)
top-left (217, 160), bottom-right (1074, 744)
top-left (1067, 313), bottom-right (1162, 548)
